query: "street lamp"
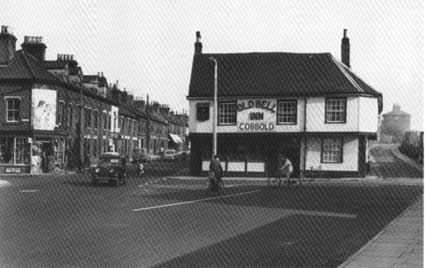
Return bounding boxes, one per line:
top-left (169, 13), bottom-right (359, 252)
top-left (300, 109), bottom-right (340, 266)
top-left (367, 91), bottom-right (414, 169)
top-left (209, 57), bottom-right (218, 160)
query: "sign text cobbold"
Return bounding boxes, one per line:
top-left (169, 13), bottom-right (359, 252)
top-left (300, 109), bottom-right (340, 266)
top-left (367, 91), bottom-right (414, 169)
top-left (237, 99), bottom-right (276, 132)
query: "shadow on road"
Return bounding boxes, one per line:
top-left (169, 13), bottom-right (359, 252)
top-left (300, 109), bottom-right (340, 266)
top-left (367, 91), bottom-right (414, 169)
top-left (151, 184), bottom-right (422, 268)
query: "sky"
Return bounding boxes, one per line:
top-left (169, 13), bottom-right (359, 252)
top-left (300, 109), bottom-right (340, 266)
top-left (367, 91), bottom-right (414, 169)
top-left (2, 0), bottom-right (424, 130)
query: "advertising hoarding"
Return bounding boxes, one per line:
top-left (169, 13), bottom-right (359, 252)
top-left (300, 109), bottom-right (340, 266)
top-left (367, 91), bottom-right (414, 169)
top-left (32, 88), bottom-right (57, 131)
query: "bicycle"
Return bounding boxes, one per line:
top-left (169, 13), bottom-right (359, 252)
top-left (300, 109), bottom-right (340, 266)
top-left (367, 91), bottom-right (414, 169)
top-left (267, 174), bottom-right (282, 187)
top-left (207, 171), bottom-right (224, 193)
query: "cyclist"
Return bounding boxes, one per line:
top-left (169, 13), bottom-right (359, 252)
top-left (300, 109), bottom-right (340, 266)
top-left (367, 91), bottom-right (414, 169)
top-left (279, 155), bottom-right (294, 186)
top-left (209, 155), bottom-right (223, 192)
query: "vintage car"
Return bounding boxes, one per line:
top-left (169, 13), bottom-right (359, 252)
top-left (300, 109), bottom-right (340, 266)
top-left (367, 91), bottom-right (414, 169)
top-left (163, 149), bottom-right (177, 161)
top-left (91, 152), bottom-right (128, 186)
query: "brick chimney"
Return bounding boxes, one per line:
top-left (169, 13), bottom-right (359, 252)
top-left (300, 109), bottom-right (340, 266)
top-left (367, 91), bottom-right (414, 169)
top-left (194, 31), bottom-right (202, 54)
top-left (0, 26), bottom-right (17, 64)
top-left (21, 36), bottom-right (47, 61)
top-left (152, 102), bottom-right (160, 113)
top-left (341, 29), bottom-right (350, 67)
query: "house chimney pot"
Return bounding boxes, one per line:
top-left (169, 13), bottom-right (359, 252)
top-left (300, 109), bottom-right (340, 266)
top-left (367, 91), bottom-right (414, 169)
top-left (21, 35), bottom-right (47, 61)
top-left (194, 31), bottom-right (202, 54)
top-left (0, 25), bottom-right (17, 64)
top-left (341, 29), bottom-right (350, 68)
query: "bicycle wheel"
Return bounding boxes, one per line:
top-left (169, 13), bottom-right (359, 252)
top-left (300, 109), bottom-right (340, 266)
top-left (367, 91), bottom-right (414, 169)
top-left (268, 177), bottom-right (281, 187)
top-left (217, 179), bottom-right (224, 193)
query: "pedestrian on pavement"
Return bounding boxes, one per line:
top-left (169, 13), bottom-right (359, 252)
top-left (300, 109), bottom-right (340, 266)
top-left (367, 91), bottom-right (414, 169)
top-left (279, 155), bottom-right (294, 186)
top-left (209, 155), bottom-right (223, 191)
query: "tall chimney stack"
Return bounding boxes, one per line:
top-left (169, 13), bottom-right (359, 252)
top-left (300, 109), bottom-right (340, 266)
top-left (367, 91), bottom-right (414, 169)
top-left (21, 36), bottom-right (47, 61)
top-left (341, 29), bottom-right (350, 68)
top-left (194, 31), bottom-right (202, 54)
top-left (0, 26), bottom-right (17, 64)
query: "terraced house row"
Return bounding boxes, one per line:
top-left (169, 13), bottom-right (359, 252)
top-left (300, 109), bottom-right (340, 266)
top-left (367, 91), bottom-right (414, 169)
top-left (0, 26), bottom-right (188, 175)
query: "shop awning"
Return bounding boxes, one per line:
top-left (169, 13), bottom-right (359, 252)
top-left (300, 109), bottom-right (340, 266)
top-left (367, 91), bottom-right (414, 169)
top-left (169, 134), bottom-right (183, 144)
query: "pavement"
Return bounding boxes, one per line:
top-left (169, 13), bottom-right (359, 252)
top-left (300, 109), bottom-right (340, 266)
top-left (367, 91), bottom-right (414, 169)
top-left (338, 195), bottom-right (423, 268)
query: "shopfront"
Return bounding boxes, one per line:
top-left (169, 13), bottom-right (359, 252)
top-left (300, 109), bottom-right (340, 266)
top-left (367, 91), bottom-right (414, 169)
top-left (0, 136), bottom-right (31, 174)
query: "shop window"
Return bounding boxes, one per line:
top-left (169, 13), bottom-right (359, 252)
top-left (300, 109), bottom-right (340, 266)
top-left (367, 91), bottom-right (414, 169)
top-left (277, 100), bottom-right (297, 125)
top-left (325, 98), bottom-right (346, 123)
top-left (196, 103), bottom-right (210, 121)
top-left (54, 139), bottom-right (66, 165)
top-left (5, 98), bottom-right (20, 122)
top-left (0, 137), bottom-right (29, 165)
top-left (57, 101), bottom-right (65, 125)
top-left (218, 101), bottom-right (237, 125)
top-left (321, 137), bottom-right (343, 163)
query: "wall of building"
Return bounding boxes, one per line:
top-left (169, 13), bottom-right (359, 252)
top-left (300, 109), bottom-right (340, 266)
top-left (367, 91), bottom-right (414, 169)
top-left (306, 97), bottom-right (358, 132)
top-left (358, 96), bottom-right (379, 133)
top-left (190, 96), bottom-right (379, 134)
top-left (305, 135), bottom-right (358, 172)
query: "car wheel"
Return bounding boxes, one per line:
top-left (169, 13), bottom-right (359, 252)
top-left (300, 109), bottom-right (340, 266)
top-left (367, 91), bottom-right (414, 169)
top-left (92, 178), bottom-right (98, 186)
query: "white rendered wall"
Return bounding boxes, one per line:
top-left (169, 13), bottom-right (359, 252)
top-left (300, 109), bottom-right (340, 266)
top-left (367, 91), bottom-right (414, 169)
top-left (358, 97), bottom-right (379, 133)
top-left (305, 136), bottom-right (358, 171)
top-left (189, 97), bottom-right (378, 134)
top-left (306, 97), bottom-right (358, 132)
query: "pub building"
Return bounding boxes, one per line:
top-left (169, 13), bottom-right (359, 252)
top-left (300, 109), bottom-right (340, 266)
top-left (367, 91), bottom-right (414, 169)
top-left (187, 30), bottom-right (383, 178)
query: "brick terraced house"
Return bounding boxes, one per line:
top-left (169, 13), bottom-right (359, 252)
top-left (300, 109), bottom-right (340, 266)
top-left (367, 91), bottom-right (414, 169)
top-left (0, 25), bottom-right (188, 174)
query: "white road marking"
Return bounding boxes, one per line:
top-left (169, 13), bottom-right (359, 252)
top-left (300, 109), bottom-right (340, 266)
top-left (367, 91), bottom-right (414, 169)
top-left (0, 180), bottom-right (10, 187)
top-left (132, 190), bottom-right (261, 212)
top-left (20, 189), bottom-right (39, 193)
top-left (288, 209), bottom-right (356, 219)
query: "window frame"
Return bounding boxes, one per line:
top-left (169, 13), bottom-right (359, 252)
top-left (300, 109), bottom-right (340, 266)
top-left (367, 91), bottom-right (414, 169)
top-left (321, 137), bottom-right (344, 163)
top-left (57, 100), bottom-right (65, 126)
top-left (196, 102), bottom-right (210, 121)
top-left (276, 99), bottom-right (298, 125)
top-left (5, 97), bottom-right (21, 123)
top-left (93, 110), bottom-right (99, 129)
top-left (67, 103), bottom-right (73, 127)
top-left (218, 101), bottom-right (237, 126)
top-left (325, 97), bottom-right (347, 124)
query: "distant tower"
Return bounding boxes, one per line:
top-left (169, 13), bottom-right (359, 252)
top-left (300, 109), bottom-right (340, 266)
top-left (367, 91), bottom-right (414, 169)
top-left (380, 104), bottom-right (411, 143)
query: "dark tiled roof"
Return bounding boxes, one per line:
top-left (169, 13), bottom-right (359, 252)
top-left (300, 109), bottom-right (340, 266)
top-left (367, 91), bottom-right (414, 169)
top-left (82, 75), bottom-right (98, 83)
top-left (43, 60), bottom-right (67, 70)
top-left (0, 50), bottom-right (57, 81)
top-left (188, 52), bottom-right (382, 98)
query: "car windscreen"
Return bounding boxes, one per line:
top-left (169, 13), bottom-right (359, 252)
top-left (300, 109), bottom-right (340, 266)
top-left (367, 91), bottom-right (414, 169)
top-left (100, 157), bottom-right (120, 165)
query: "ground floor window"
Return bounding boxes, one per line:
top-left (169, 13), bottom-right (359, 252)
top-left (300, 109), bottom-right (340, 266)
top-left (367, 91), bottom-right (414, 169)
top-left (321, 137), bottom-right (343, 163)
top-left (54, 138), bottom-right (66, 165)
top-left (0, 137), bottom-right (30, 165)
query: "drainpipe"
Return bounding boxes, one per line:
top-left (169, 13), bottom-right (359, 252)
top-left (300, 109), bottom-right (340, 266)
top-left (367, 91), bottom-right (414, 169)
top-left (302, 98), bottom-right (307, 178)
